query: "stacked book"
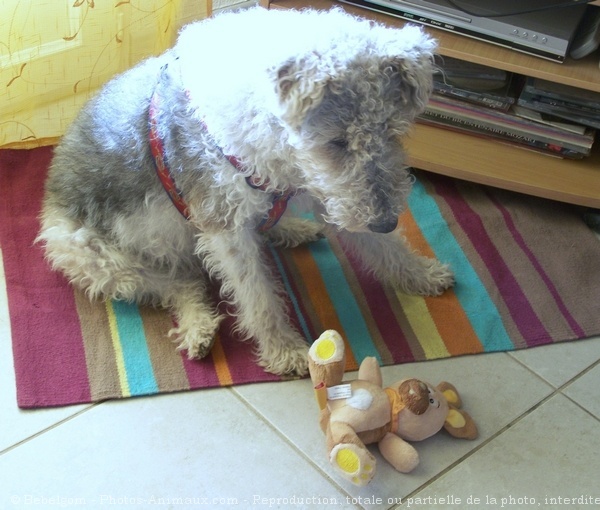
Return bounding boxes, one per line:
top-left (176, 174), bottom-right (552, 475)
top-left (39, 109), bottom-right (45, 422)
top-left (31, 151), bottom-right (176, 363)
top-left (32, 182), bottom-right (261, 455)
top-left (417, 57), bottom-right (596, 159)
top-left (517, 78), bottom-right (600, 131)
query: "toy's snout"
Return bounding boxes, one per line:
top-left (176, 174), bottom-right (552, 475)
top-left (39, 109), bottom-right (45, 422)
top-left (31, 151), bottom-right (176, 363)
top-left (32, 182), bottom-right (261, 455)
top-left (389, 378), bottom-right (450, 442)
top-left (398, 379), bottom-right (433, 415)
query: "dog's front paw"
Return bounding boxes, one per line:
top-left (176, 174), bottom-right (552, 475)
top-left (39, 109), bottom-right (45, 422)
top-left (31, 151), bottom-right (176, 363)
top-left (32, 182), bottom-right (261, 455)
top-left (255, 333), bottom-right (309, 376)
top-left (422, 259), bottom-right (455, 296)
top-left (400, 258), bottom-right (455, 297)
top-left (170, 313), bottom-right (222, 360)
top-left (171, 328), bottom-right (216, 359)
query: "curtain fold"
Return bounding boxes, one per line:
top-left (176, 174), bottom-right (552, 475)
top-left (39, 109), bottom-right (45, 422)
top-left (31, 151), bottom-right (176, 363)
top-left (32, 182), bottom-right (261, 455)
top-left (1, 0), bottom-right (210, 149)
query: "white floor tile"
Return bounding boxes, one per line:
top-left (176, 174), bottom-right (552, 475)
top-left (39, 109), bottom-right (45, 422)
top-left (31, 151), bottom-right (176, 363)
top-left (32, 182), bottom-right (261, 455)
top-left (0, 389), bottom-right (355, 509)
top-left (563, 362), bottom-right (600, 419)
top-left (410, 394), bottom-right (600, 509)
top-left (509, 335), bottom-right (600, 388)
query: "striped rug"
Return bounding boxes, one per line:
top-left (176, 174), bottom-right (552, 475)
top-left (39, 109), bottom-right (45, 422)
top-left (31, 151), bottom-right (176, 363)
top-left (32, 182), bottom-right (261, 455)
top-left (2, 147), bottom-right (599, 408)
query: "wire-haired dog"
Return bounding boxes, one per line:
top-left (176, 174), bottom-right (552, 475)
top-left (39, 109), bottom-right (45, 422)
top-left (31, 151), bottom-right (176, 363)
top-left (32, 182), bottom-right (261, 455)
top-left (37, 7), bottom-right (454, 376)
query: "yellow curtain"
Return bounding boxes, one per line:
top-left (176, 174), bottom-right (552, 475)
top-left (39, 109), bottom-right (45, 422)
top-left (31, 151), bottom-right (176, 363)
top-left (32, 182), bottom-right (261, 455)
top-left (0, 0), bottom-right (211, 149)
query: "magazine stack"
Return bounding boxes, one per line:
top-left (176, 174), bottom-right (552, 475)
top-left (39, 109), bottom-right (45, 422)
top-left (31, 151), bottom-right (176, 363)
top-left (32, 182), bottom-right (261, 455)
top-left (417, 57), bottom-right (596, 159)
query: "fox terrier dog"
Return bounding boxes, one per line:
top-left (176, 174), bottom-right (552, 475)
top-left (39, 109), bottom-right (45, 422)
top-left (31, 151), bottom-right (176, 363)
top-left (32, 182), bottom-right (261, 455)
top-left (37, 7), bottom-right (454, 376)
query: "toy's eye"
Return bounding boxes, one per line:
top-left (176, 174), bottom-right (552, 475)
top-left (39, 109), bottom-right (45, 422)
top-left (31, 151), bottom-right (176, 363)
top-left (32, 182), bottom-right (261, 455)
top-left (429, 396), bottom-right (440, 408)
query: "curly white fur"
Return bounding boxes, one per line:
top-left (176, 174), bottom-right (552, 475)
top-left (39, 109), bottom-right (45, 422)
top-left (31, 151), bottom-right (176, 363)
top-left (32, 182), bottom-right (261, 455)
top-left (37, 7), bottom-right (453, 376)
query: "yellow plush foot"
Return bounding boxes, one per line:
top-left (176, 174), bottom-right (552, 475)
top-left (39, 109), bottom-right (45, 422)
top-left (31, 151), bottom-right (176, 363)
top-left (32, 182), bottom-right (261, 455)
top-left (309, 330), bottom-right (345, 364)
top-left (308, 330), bottom-right (347, 394)
top-left (330, 443), bottom-right (376, 486)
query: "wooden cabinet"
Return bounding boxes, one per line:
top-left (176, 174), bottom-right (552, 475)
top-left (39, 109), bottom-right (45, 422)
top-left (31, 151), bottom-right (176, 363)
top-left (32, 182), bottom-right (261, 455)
top-left (265, 0), bottom-right (600, 208)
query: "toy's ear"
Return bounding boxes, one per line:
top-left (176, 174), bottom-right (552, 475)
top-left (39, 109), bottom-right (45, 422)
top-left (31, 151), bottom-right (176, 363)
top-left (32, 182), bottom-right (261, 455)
top-left (436, 382), bottom-right (478, 440)
top-left (436, 381), bottom-right (463, 409)
top-left (357, 357), bottom-right (383, 387)
top-left (444, 409), bottom-right (478, 440)
top-left (273, 55), bottom-right (331, 130)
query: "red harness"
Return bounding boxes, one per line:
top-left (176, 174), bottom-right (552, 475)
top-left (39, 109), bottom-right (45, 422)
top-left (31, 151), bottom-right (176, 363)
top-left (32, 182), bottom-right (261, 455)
top-left (149, 91), bottom-right (191, 219)
top-left (148, 88), bottom-right (293, 231)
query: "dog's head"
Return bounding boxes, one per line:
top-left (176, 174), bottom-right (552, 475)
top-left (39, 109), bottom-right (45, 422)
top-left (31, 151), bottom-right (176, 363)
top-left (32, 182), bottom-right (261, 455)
top-left (272, 13), bottom-right (436, 233)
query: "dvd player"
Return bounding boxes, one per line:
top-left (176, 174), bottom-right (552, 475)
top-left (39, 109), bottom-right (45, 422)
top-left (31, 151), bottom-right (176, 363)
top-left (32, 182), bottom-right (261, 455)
top-left (338, 0), bottom-right (587, 62)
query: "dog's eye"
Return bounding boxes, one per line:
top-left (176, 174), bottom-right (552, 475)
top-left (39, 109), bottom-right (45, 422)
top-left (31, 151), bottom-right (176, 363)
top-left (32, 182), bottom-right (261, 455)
top-left (329, 138), bottom-right (348, 150)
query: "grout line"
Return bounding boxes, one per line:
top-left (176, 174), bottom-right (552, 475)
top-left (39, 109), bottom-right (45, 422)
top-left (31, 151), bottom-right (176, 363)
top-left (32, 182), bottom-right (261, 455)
top-left (395, 387), bottom-right (562, 508)
top-left (0, 402), bottom-right (101, 457)
top-left (506, 350), bottom-right (570, 389)
top-left (227, 386), bottom-right (363, 508)
top-left (507, 346), bottom-right (600, 412)
top-left (555, 357), bottom-right (600, 422)
top-left (394, 355), bottom-right (600, 508)
top-left (554, 355), bottom-right (600, 389)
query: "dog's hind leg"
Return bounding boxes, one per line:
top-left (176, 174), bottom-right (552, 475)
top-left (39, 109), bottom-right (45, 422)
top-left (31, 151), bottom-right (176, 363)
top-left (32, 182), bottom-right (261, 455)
top-left (38, 215), bottom-right (221, 358)
top-left (37, 216), bottom-right (154, 302)
top-left (195, 229), bottom-right (309, 376)
top-left (338, 230), bottom-right (454, 296)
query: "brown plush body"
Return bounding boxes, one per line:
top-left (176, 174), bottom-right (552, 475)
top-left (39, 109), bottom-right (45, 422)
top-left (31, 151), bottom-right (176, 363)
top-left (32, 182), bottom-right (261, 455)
top-left (308, 330), bottom-right (477, 486)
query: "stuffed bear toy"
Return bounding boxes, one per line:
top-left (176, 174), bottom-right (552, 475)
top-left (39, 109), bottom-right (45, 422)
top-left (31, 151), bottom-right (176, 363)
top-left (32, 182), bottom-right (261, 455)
top-left (308, 330), bottom-right (478, 486)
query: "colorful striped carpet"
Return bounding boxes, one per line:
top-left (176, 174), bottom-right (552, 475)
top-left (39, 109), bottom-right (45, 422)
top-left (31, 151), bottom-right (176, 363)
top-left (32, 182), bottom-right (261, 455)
top-left (2, 147), bottom-right (599, 408)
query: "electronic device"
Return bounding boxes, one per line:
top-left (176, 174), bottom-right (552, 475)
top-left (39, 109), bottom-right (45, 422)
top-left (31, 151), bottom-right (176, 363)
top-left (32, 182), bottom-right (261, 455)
top-left (569, 6), bottom-right (600, 59)
top-left (338, 0), bottom-right (589, 62)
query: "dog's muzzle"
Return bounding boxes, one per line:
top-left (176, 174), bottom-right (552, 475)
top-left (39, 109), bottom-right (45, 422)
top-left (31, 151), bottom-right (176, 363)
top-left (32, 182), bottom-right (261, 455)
top-left (368, 217), bottom-right (398, 234)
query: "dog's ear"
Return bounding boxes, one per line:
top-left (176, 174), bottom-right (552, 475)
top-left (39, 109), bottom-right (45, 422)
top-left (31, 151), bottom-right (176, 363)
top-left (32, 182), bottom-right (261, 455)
top-left (383, 55), bottom-right (435, 118)
top-left (272, 55), bottom-right (331, 130)
top-left (381, 24), bottom-right (437, 120)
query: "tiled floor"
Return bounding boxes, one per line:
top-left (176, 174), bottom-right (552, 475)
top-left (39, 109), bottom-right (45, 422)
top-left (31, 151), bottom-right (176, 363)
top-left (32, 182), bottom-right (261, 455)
top-left (1, 245), bottom-right (599, 510)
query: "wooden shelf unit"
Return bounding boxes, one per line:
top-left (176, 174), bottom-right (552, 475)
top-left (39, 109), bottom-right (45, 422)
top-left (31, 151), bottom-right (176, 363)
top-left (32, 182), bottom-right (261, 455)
top-left (266, 0), bottom-right (600, 208)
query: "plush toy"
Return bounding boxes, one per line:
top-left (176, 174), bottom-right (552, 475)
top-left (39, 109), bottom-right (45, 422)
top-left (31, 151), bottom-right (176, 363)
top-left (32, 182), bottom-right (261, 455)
top-left (308, 330), bottom-right (478, 486)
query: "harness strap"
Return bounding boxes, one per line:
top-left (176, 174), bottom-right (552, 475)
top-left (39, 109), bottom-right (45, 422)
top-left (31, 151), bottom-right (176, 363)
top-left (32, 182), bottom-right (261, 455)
top-left (149, 89), bottom-right (191, 220)
top-left (149, 72), bottom-right (293, 230)
top-left (245, 173), bottom-right (294, 231)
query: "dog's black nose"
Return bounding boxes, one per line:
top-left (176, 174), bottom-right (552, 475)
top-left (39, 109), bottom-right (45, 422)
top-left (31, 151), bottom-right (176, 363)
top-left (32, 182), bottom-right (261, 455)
top-left (368, 218), bottom-right (398, 233)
